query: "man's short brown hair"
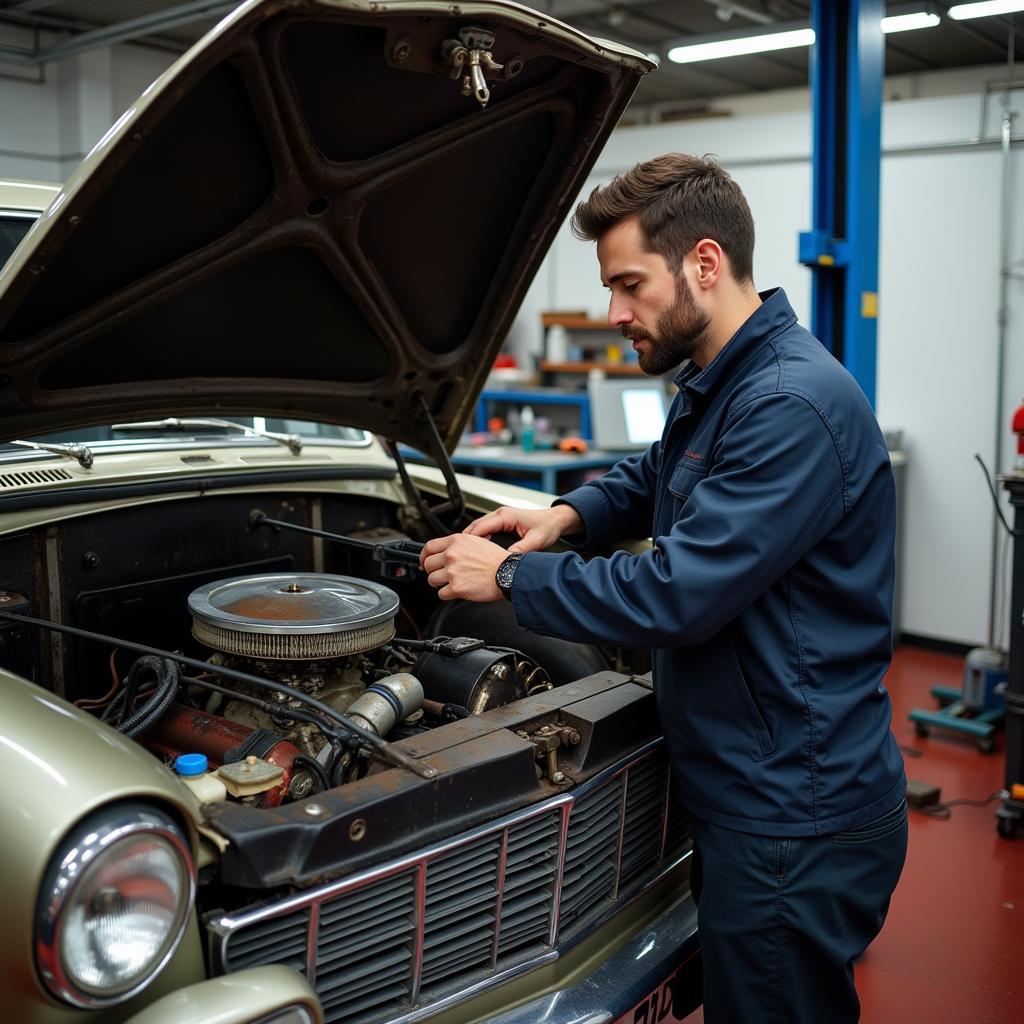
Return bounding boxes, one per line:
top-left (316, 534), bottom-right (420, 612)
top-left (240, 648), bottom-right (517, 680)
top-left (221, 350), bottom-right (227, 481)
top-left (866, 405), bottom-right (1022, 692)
top-left (571, 153), bottom-right (755, 284)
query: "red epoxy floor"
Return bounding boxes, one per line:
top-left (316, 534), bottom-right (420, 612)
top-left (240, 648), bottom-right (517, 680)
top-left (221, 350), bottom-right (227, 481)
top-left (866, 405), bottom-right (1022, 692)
top-left (682, 645), bottom-right (1024, 1023)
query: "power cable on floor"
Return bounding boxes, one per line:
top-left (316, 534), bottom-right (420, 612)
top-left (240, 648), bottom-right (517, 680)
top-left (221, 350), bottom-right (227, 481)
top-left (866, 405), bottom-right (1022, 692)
top-left (910, 788), bottom-right (1008, 820)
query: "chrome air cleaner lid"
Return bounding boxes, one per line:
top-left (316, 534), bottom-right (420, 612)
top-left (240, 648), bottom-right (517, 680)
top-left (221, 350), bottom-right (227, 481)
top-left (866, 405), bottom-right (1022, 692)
top-left (188, 573), bottom-right (398, 660)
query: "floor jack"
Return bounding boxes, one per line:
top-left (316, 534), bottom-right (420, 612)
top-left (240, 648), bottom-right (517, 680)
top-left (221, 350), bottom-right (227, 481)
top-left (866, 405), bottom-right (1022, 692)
top-left (909, 647), bottom-right (1007, 754)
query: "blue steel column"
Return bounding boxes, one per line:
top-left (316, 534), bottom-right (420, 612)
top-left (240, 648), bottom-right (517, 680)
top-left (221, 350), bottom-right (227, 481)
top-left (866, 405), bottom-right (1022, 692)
top-left (799, 0), bottom-right (884, 408)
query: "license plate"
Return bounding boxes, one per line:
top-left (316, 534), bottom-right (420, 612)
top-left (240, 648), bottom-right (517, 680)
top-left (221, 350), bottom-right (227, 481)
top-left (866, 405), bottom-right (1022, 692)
top-left (612, 953), bottom-right (702, 1024)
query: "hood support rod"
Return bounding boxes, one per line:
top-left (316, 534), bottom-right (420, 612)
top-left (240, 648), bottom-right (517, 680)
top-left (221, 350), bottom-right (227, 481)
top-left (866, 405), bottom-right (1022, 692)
top-left (248, 509), bottom-right (423, 576)
top-left (386, 392), bottom-right (465, 536)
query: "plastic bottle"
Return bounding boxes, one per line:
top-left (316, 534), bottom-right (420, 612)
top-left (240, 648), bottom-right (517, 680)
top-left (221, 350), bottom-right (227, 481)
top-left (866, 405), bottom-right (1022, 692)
top-left (520, 405), bottom-right (535, 453)
top-left (175, 752), bottom-right (228, 803)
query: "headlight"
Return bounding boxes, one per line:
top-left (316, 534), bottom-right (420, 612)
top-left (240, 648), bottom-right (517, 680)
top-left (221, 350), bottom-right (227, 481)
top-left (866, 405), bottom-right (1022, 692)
top-left (35, 803), bottom-right (195, 1008)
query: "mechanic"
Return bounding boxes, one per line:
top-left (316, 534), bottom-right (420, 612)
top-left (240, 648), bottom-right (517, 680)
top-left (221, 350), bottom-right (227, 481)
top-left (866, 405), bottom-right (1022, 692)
top-left (419, 153), bottom-right (907, 1024)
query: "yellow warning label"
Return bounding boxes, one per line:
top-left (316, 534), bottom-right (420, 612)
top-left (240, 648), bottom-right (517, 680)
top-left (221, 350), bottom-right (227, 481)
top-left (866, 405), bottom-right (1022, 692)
top-left (861, 291), bottom-right (879, 318)
top-left (818, 255), bottom-right (835, 266)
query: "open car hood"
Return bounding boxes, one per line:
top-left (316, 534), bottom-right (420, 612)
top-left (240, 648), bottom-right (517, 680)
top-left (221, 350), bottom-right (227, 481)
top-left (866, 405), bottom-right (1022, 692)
top-left (0, 0), bottom-right (652, 451)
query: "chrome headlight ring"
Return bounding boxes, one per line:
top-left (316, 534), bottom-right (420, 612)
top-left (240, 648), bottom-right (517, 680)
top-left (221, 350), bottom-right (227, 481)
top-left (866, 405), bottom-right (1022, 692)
top-left (34, 802), bottom-right (196, 1008)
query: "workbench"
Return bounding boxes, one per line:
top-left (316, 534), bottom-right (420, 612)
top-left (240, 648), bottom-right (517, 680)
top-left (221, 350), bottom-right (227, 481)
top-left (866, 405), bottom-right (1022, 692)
top-left (400, 444), bottom-right (627, 494)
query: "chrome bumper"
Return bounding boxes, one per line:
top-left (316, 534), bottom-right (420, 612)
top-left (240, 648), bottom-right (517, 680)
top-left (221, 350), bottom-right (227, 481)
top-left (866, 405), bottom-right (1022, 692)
top-left (484, 892), bottom-right (701, 1024)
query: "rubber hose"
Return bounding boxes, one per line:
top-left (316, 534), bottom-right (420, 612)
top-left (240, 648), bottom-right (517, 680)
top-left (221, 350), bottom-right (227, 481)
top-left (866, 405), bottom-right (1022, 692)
top-left (116, 657), bottom-right (181, 738)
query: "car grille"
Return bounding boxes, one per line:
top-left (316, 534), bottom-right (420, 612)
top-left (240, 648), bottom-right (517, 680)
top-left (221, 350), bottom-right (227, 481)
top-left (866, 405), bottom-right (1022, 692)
top-left (208, 739), bottom-right (691, 1024)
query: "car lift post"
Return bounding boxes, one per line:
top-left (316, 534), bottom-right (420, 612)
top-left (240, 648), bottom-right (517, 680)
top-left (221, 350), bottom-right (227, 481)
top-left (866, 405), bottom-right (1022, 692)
top-left (799, 0), bottom-right (883, 408)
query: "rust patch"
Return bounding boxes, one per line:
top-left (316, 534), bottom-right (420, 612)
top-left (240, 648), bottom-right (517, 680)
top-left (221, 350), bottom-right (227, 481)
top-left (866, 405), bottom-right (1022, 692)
top-left (222, 593), bottom-right (331, 621)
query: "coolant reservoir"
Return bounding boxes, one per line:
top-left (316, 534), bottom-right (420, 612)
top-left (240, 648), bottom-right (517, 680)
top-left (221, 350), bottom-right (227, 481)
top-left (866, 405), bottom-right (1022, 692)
top-left (175, 752), bottom-right (228, 803)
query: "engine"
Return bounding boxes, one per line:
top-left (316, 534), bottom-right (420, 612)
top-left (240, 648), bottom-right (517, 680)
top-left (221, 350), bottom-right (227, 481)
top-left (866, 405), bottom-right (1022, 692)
top-left (133, 571), bottom-right (552, 805)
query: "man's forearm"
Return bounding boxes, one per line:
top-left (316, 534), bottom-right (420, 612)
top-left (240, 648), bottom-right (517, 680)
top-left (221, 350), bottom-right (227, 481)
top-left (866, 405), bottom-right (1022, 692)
top-left (550, 502), bottom-right (584, 538)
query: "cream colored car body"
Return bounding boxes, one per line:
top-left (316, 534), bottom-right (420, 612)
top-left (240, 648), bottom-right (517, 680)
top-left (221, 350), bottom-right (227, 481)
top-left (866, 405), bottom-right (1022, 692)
top-left (0, 178), bottom-right (60, 212)
top-left (0, 450), bottom-right (667, 1024)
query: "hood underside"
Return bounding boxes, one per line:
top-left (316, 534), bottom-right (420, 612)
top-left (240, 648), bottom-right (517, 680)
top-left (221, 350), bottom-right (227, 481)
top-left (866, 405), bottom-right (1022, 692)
top-left (0, 0), bottom-right (652, 451)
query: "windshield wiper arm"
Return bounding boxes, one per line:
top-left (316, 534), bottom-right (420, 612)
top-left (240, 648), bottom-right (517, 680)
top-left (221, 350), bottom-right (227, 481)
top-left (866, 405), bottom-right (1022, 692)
top-left (110, 417), bottom-right (303, 455)
top-left (9, 439), bottom-right (94, 468)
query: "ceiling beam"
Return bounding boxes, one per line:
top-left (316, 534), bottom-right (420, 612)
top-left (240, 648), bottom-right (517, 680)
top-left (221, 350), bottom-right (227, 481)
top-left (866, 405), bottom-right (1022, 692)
top-left (571, 17), bottom-right (774, 91)
top-left (0, 0), bottom-right (235, 65)
top-left (7, 0), bottom-right (64, 11)
top-left (617, 4), bottom-right (809, 78)
top-left (885, 38), bottom-right (942, 70)
top-left (935, 2), bottom-right (1024, 58)
top-left (696, 0), bottom-right (775, 26)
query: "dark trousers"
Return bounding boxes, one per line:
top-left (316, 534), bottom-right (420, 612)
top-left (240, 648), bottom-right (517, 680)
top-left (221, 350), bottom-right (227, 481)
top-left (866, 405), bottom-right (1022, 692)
top-left (689, 800), bottom-right (908, 1024)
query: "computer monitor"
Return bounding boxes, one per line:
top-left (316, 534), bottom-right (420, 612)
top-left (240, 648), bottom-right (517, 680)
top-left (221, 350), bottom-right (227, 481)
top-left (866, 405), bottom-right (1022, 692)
top-left (587, 378), bottom-right (669, 451)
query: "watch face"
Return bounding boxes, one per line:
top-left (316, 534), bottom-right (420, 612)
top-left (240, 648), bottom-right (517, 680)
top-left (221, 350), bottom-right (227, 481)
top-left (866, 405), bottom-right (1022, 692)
top-left (497, 553), bottom-right (521, 594)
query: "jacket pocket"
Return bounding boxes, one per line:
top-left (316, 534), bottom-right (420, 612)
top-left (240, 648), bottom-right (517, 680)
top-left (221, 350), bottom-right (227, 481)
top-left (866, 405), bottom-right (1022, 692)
top-left (668, 460), bottom-right (709, 503)
top-left (719, 641), bottom-right (775, 759)
top-left (831, 799), bottom-right (908, 844)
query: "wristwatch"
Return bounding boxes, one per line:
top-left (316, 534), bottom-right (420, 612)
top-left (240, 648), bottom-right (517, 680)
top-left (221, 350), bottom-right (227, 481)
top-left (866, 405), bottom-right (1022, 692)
top-left (495, 552), bottom-right (524, 601)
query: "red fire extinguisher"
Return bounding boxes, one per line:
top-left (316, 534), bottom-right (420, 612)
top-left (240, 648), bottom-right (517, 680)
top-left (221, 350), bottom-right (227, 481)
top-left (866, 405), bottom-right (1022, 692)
top-left (1013, 400), bottom-right (1024, 470)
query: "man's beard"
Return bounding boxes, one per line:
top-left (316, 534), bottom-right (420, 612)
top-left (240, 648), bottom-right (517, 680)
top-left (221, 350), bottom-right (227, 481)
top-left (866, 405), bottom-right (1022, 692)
top-left (624, 275), bottom-right (711, 376)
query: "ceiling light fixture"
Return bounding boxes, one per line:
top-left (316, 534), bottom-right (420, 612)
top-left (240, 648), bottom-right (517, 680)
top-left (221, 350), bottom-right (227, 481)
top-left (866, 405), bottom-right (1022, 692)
top-left (948, 1), bottom-right (1024, 18)
top-left (666, 10), bottom-right (940, 65)
top-left (668, 27), bottom-right (815, 64)
top-left (881, 12), bottom-right (941, 32)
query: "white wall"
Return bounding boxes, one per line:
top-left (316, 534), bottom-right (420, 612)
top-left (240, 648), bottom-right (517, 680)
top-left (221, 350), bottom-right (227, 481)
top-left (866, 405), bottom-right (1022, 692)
top-left (0, 33), bottom-right (174, 183)
top-left (0, 23), bottom-right (63, 181)
top-left (515, 81), bottom-right (1024, 648)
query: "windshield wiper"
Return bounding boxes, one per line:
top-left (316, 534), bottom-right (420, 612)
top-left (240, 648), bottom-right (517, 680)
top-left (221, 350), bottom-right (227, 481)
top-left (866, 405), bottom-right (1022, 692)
top-left (110, 417), bottom-right (303, 456)
top-left (9, 438), bottom-right (94, 468)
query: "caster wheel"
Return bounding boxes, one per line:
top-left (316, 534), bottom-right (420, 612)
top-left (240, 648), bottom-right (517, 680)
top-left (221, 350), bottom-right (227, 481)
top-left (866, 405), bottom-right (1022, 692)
top-left (997, 817), bottom-right (1019, 839)
top-left (914, 722), bottom-right (930, 738)
top-left (977, 736), bottom-right (996, 754)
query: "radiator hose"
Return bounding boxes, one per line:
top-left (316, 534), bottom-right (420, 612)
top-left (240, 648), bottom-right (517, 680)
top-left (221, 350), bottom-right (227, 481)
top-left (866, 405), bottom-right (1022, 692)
top-left (103, 655), bottom-right (181, 739)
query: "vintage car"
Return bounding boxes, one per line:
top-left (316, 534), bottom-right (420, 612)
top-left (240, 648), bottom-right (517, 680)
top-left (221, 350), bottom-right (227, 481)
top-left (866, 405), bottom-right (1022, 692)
top-left (0, 3), bottom-right (700, 1023)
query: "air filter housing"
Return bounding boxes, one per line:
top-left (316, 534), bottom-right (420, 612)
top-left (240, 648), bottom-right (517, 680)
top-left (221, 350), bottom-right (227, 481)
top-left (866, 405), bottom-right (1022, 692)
top-left (188, 573), bottom-right (399, 660)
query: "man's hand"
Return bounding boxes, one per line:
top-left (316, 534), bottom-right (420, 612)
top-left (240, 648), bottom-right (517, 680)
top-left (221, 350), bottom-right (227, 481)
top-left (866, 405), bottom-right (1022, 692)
top-left (463, 504), bottom-right (583, 554)
top-left (419, 533), bottom-right (509, 602)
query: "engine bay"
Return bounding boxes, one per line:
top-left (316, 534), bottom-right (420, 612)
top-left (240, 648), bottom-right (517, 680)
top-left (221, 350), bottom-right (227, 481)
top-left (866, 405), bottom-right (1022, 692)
top-left (127, 568), bottom-right (556, 805)
top-left (0, 487), bottom-right (632, 810)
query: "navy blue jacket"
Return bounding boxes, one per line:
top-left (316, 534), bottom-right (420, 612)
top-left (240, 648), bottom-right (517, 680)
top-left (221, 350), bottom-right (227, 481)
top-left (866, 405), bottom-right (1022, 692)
top-left (512, 289), bottom-right (905, 836)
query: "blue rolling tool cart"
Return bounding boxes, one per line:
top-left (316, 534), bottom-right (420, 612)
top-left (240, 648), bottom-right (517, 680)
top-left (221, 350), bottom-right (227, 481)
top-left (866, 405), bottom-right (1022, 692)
top-left (909, 647), bottom-right (1007, 754)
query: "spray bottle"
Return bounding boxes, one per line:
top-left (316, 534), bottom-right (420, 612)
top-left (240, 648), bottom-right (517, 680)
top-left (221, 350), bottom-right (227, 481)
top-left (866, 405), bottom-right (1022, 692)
top-left (520, 405), bottom-right (535, 453)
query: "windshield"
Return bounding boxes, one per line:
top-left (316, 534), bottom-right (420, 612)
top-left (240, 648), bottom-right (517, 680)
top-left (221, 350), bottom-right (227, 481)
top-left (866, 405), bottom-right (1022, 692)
top-left (0, 418), bottom-right (368, 456)
top-left (1, 212), bottom-right (34, 269)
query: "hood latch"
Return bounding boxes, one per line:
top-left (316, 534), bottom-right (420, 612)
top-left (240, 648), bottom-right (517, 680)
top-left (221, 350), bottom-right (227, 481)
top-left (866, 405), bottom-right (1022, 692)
top-left (442, 27), bottom-right (504, 109)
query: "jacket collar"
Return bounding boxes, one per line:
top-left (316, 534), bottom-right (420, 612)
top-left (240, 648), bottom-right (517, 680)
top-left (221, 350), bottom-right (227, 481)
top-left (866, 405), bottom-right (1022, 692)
top-left (673, 287), bottom-right (797, 397)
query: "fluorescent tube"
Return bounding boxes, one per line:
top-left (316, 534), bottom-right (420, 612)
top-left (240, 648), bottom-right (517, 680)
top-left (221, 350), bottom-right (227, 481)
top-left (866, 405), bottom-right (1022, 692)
top-left (666, 12), bottom-right (939, 65)
top-left (881, 12), bottom-right (941, 32)
top-left (949, 1), bottom-right (1024, 18)
top-left (667, 28), bottom-right (815, 64)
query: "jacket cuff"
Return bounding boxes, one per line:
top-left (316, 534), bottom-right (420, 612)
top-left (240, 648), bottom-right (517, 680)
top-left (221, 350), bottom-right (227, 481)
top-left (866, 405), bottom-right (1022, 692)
top-left (553, 486), bottom-right (615, 550)
top-left (509, 551), bottom-right (569, 633)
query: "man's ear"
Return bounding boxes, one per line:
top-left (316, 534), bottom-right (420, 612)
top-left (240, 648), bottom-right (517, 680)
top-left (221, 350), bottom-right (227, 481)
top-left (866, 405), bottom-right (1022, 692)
top-left (692, 238), bottom-right (724, 291)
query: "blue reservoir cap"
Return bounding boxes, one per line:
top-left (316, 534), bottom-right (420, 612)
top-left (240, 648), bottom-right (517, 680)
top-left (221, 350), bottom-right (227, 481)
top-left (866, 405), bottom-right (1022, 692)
top-left (175, 753), bottom-right (208, 777)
